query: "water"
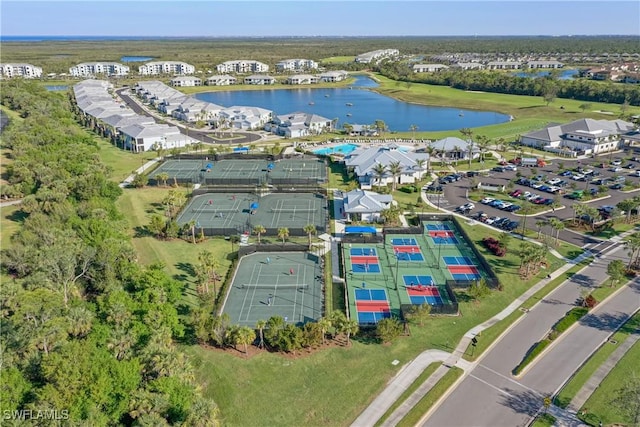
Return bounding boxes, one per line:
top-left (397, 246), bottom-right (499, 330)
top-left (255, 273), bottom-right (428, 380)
top-left (121, 56), bottom-right (155, 62)
top-left (45, 85), bottom-right (68, 91)
top-left (312, 144), bottom-right (361, 156)
top-left (512, 69), bottom-right (578, 80)
top-left (194, 75), bottom-right (510, 132)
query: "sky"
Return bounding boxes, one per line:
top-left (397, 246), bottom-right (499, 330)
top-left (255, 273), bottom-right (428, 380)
top-left (1, 1), bottom-right (639, 37)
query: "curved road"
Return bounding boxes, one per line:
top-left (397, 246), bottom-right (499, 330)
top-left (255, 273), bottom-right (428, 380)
top-left (115, 88), bottom-right (262, 145)
top-left (422, 242), bottom-right (640, 427)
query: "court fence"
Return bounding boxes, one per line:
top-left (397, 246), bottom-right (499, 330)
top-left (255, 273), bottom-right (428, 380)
top-left (417, 213), bottom-right (501, 289)
top-left (341, 234), bottom-right (383, 245)
top-left (238, 243), bottom-right (310, 257)
top-left (382, 226), bottom-right (424, 236)
top-left (400, 283), bottom-right (459, 316)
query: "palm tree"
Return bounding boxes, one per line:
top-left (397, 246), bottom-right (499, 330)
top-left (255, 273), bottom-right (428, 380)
top-left (234, 326), bottom-right (256, 357)
top-left (229, 235), bottom-right (240, 251)
top-left (317, 317), bottom-right (332, 345)
top-left (460, 127), bottom-right (474, 167)
top-left (278, 227), bottom-right (289, 244)
top-left (519, 201), bottom-right (534, 238)
top-left (303, 224), bottom-right (317, 249)
top-left (342, 319), bottom-right (359, 346)
top-left (475, 134), bottom-right (491, 164)
top-left (343, 123), bottom-right (354, 135)
top-left (623, 232), bottom-right (640, 268)
top-left (187, 219), bottom-right (197, 244)
top-left (380, 204), bottom-right (401, 225)
top-left (617, 199), bottom-right (638, 223)
top-left (548, 217), bottom-right (565, 246)
top-left (388, 161), bottom-right (403, 192)
top-left (535, 219), bottom-right (547, 239)
top-left (156, 172), bottom-right (170, 187)
top-left (372, 163), bottom-right (387, 191)
top-left (409, 124), bottom-right (418, 142)
top-left (424, 144), bottom-right (436, 174)
top-left (255, 319), bottom-right (266, 349)
top-left (374, 119), bottom-right (387, 138)
top-left (253, 224), bottom-right (266, 244)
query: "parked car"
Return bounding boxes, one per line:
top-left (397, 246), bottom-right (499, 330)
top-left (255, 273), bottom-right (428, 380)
top-left (610, 183), bottom-right (624, 190)
top-left (505, 204), bottom-right (522, 212)
top-left (503, 220), bottom-right (520, 231)
top-left (612, 159), bottom-right (622, 166)
top-left (504, 165), bottom-right (517, 171)
top-left (480, 197), bottom-right (495, 204)
top-left (559, 170), bottom-right (573, 177)
top-left (609, 167), bottom-right (623, 173)
top-left (492, 166), bottom-right (505, 172)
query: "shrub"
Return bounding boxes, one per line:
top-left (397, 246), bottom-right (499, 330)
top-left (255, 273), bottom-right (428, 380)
top-left (584, 294), bottom-right (597, 308)
top-left (482, 237), bottom-right (507, 257)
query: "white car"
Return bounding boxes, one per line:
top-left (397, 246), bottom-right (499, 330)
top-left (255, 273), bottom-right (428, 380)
top-left (609, 167), bottom-right (623, 172)
top-left (612, 160), bottom-right (622, 166)
top-left (480, 197), bottom-right (495, 204)
top-left (504, 165), bottom-right (517, 171)
top-left (547, 178), bottom-right (561, 185)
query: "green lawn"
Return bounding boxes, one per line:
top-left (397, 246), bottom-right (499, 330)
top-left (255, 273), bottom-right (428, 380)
top-left (94, 137), bottom-right (157, 182)
top-left (1, 204), bottom-right (24, 248)
top-left (531, 413), bottom-right (556, 427)
top-left (555, 312), bottom-right (640, 409)
top-left (585, 222), bottom-right (638, 239)
top-left (578, 341), bottom-right (640, 426)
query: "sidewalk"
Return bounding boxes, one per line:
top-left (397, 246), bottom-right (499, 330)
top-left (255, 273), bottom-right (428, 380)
top-left (568, 330), bottom-right (640, 413)
top-left (119, 157), bottom-right (161, 188)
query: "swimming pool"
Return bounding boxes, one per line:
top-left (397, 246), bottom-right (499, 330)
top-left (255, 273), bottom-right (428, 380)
top-left (313, 143), bottom-right (360, 156)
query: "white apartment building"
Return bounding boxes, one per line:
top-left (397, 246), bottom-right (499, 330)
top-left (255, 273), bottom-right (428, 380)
top-left (355, 49), bottom-right (399, 64)
top-left (216, 60), bottom-right (269, 74)
top-left (412, 64), bottom-right (449, 73)
top-left (138, 61), bottom-right (195, 75)
top-left (206, 75), bottom-right (237, 86)
top-left (319, 70), bottom-right (349, 82)
top-left (170, 76), bottom-right (202, 87)
top-left (275, 59), bottom-right (318, 72)
top-left (70, 62), bottom-right (130, 77)
top-left (527, 60), bottom-right (564, 69)
top-left (0, 63), bottom-right (43, 79)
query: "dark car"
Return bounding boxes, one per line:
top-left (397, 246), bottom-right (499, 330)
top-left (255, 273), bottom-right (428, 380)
top-left (492, 166), bottom-right (505, 172)
top-left (506, 204), bottom-right (522, 212)
top-left (559, 170), bottom-right (573, 177)
top-left (590, 188), bottom-right (598, 196)
top-left (610, 183), bottom-right (624, 190)
top-left (504, 221), bottom-right (520, 231)
top-left (466, 171), bottom-right (479, 177)
top-left (426, 185), bottom-right (443, 192)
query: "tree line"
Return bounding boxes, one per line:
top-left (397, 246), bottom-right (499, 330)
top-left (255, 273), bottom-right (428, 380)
top-left (376, 65), bottom-right (640, 107)
top-left (0, 80), bottom-right (221, 425)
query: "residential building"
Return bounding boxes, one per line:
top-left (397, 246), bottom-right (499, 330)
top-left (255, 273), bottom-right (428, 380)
top-left (267, 112), bottom-right (333, 138)
top-left (355, 49), bottom-right (399, 64)
top-left (216, 60), bottom-right (269, 74)
top-left (0, 63), bottom-right (43, 79)
top-left (343, 189), bottom-right (393, 223)
top-left (171, 99), bottom-right (223, 123)
top-left (285, 74), bottom-right (320, 85)
top-left (276, 59), bottom-right (318, 72)
top-left (319, 70), bottom-right (349, 82)
top-left (344, 144), bottom-right (429, 189)
top-left (218, 106), bottom-right (273, 130)
top-left (527, 60), bottom-right (564, 69)
top-left (412, 64), bottom-right (449, 73)
top-left (70, 62), bottom-right (130, 77)
top-left (452, 62), bottom-right (485, 70)
top-left (120, 123), bottom-right (195, 152)
top-left (346, 124), bottom-right (379, 137)
top-left (243, 75), bottom-right (276, 85)
top-left (206, 75), bottom-right (237, 86)
top-left (429, 137), bottom-right (480, 161)
top-left (138, 61), bottom-right (195, 75)
top-left (520, 118), bottom-right (636, 155)
top-left (170, 76), bottom-right (202, 87)
top-left (486, 61), bottom-right (521, 70)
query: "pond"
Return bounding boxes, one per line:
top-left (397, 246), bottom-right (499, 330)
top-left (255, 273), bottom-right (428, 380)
top-left (121, 56), bottom-right (155, 62)
top-left (512, 69), bottom-right (579, 80)
top-left (194, 75), bottom-right (510, 132)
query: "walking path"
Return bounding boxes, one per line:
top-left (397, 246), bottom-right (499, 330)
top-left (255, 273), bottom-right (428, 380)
top-left (119, 157), bottom-right (162, 188)
top-left (567, 329), bottom-right (640, 413)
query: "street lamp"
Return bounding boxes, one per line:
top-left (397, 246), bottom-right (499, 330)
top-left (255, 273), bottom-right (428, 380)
top-left (394, 253), bottom-right (400, 290)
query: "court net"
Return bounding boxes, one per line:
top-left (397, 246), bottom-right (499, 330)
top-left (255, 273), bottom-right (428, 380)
top-left (240, 283), bottom-right (309, 290)
top-left (192, 208), bottom-right (239, 213)
top-left (270, 208), bottom-right (316, 213)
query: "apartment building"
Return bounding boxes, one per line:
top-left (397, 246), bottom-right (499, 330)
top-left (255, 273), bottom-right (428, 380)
top-left (70, 62), bottom-right (130, 77)
top-left (275, 59), bottom-right (318, 72)
top-left (216, 60), bottom-right (269, 74)
top-left (138, 61), bottom-right (195, 75)
top-left (0, 63), bottom-right (43, 78)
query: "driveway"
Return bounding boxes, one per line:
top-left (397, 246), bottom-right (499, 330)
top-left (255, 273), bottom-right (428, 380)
top-left (422, 242), bottom-right (640, 427)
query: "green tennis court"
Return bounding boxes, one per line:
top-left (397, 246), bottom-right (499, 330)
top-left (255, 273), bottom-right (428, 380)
top-left (176, 192), bottom-right (328, 235)
top-left (148, 159), bottom-right (206, 182)
top-left (221, 252), bottom-right (324, 326)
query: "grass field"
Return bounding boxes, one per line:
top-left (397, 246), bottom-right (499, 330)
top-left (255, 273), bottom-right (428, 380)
top-left (578, 341), bottom-right (640, 426)
top-left (94, 137), bottom-right (158, 182)
top-left (1, 204), bottom-right (24, 248)
top-left (555, 312), bottom-right (640, 409)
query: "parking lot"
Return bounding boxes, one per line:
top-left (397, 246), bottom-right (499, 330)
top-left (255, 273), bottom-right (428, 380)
top-left (426, 153), bottom-right (640, 247)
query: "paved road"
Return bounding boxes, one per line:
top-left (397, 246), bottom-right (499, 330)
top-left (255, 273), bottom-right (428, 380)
top-left (115, 88), bottom-right (261, 145)
top-left (422, 243), bottom-right (640, 427)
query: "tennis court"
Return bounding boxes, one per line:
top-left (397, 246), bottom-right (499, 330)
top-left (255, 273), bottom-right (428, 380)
top-left (220, 252), bottom-right (323, 326)
top-left (176, 192), bottom-right (328, 235)
top-left (149, 159), bottom-right (207, 183)
top-left (349, 247), bottom-right (381, 273)
top-left (353, 287), bottom-right (391, 324)
top-left (268, 158), bottom-right (327, 182)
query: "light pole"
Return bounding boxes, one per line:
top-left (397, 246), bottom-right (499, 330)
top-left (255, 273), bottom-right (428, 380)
top-left (394, 253), bottom-right (400, 291)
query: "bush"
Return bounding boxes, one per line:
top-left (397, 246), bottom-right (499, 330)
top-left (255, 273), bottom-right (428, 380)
top-left (482, 237), bottom-right (507, 257)
top-left (584, 294), bottom-right (597, 308)
top-left (553, 307), bottom-right (588, 334)
top-left (513, 338), bottom-right (551, 375)
top-left (399, 185), bottom-right (418, 193)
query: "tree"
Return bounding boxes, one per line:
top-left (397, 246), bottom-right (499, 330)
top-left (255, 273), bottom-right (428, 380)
top-left (535, 219), bottom-right (548, 239)
top-left (548, 217), bottom-right (565, 246)
top-left (253, 224), bottom-right (266, 244)
top-left (303, 224), bottom-right (317, 249)
top-left (468, 278), bottom-right (491, 302)
top-left (579, 102), bottom-right (592, 113)
top-left (624, 232), bottom-right (640, 268)
top-left (229, 235), bottom-right (240, 251)
top-left (380, 204), bottom-right (401, 225)
top-left (375, 317), bottom-right (403, 343)
top-left (388, 161), bottom-right (402, 191)
top-left (277, 227), bottom-right (289, 244)
top-left (459, 128), bottom-right (474, 167)
top-left (187, 219), bottom-right (197, 244)
top-left (342, 319), bottom-right (359, 346)
top-left (617, 199), bottom-right (638, 223)
top-left (372, 162), bottom-right (387, 191)
top-left (232, 326), bottom-right (256, 357)
top-left (156, 172), bottom-right (170, 187)
top-left (374, 119), bottom-right (387, 137)
top-left (149, 214), bottom-right (167, 238)
top-left (316, 317), bottom-right (332, 345)
top-left (405, 303), bottom-right (432, 326)
top-left (606, 259), bottom-right (626, 287)
top-left (131, 173), bottom-right (148, 188)
top-left (409, 124), bottom-right (418, 141)
top-left (542, 84), bottom-right (557, 106)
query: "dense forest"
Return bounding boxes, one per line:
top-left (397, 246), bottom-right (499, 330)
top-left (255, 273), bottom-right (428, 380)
top-left (376, 64), bottom-right (640, 106)
top-left (0, 80), bottom-right (220, 425)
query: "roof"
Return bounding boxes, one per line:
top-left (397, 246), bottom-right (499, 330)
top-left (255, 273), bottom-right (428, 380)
top-left (345, 144), bottom-right (429, 177)
top-left (431, 137), bottom-right (479, 152)
top-left (523, 118), bottom-right (636, 143)
top-left (344, 189), bottom-right (393, 213)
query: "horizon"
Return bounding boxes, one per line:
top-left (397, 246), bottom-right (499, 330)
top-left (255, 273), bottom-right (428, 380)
top-left (2, 1), bottom-right (639, 37)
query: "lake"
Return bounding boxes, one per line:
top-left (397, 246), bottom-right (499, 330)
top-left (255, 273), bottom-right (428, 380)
top-left (121, 56), bottom-right (155, 62)
top-left (194, 75), bottom-right (510, 132)
top-left (512, 69), bottom-right (579, 80)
